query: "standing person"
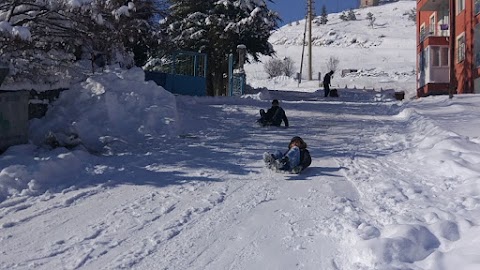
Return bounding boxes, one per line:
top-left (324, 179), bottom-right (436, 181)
top-left (257, 99), bottom-right (289, 127)
top-left (263, 136), bottom-right (312, 173)
top-left (323, 70), bottom-right (334, 97)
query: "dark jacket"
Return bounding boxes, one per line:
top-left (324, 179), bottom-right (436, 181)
top-left (269, 106), bottom-right (289, 127)
top-left (299, 148), bottom-right (312, 169)
top-left (287, 136), bottom-right (311, 169)
top-left (323, 72), bottom-right (333, 86)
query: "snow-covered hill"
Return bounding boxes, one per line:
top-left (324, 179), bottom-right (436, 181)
top-left (245, 0), bottom-right (417, 97)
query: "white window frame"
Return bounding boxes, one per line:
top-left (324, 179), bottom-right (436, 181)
top-left (457, 33), bottom-right (465, 63)
top-left (431, 46), bottom-right (449, 67)
top-left (420, 23), bottom-right (426, 41)
top-left (457, 0), bottom-right (465, 14)
top-left (429, 13), bottom-right (436, 35)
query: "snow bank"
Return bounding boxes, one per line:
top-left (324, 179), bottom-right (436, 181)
top-left (1, 68), bottom-right (179, 202)
top-left (29, 68), bottom-right (178, 152)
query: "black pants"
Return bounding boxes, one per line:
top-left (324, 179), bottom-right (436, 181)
top-left (258, 109), bottom-right (280, 126)
top-left (324, 83), bottom-right (330, 97)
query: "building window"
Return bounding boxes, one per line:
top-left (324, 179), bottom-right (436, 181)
top-left (476, 43), bottom-right (480, 67)
top-left (476, 25), bottom-right (480, 67)
top-left (476, 0), bottom-right (480, 14)
top-left (432, 47), bottom-right (440, 66)
top-left (476, 51), bottom-right (480, 67)
top-left (429, 14), bottom-right (435, 35)
top-left (420, 24), bottom-right (426, 41)
top-left (419, 50), bottom-right (425, 71)
top-left (457, 0), bottom-right (465, 14)
top-left (432, 47), bottom-right (449, 67)
top-left (441, 47), bottom-right (449, 66)
top-left (457, 34), bottom-right (465, 62)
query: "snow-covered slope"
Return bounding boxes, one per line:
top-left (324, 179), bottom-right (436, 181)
top-left (3, 2), bottom-right (480, 270)
top-left (245, 0), bottom-right (417, 97)
top-left (2, 65), bottom-right (480, 269)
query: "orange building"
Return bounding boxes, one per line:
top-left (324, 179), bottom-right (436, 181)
top-left (416, 0), bottom-right (480, 97)
top-left (360, 0), bottom-right (380, 8)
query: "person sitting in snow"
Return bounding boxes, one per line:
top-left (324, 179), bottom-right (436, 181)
top-left (263, 136), bottom-right (311, 173)
top-left (257, 99), bottom-right (289, 127)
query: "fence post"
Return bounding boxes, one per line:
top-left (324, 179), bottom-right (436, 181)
top-left (228, 54), bottom-right (234, 96)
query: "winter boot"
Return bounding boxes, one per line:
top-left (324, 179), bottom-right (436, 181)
top-left (263, 152), bottom-right (275, 165)
top-left (291, 165), bottom-right (303, 174)
top-left (275, 156), bottom-right (289, 170)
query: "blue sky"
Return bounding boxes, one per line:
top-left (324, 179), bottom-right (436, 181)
top-left (268, 0), bottom-right (359, 25)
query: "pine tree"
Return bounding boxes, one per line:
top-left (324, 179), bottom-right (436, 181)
top-left (159, 0), bottom-right (280, 96)
top-left (0, 0), bottom-right (163, 83)
top-left (320, 5), bottom-right (328, 25)
top-left (347, 9), bottom-right (356, 21)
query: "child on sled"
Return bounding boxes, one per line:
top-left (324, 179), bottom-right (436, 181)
top-left (263, 136), bottom-right (311, 173)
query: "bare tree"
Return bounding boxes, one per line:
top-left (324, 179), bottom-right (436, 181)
top-left (326, 56), bottom-right (339, 73)
top-left (282, 57), bottom-right (295, 77)
top-left (264, 57), bottom-right (296, 78)
top-left (264, 58), bottom-right (284, 78)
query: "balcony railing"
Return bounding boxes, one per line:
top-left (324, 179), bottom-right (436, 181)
top-left (420, 24), bottom-right (449, 42)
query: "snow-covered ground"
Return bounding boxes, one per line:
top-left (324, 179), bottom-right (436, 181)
top-left (2, 1), bottom-right (480, 270)
top-left (2, 67), bottom-right (480, 269)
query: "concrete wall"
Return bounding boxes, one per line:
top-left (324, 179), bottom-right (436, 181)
top-left (0, 91), bottom-right (29, 151)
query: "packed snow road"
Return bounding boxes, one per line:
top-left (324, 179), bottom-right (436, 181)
top-left (2, 89), bottom-right (479, 270)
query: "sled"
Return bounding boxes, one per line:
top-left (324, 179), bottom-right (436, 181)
top-left (263, 152), bottom-right (304, 174)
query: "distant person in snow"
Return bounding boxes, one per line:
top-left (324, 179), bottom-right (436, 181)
top-left (323, 70), bottom-right (334, 97)
top-left (263, 136), bottom-right (312, 173)
top-left (257, 99), bottom-right (289, 127)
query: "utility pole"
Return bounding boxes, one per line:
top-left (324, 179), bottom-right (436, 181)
top-left (448, 0), bottom-right (456, 98)
top-left (298, 14), bottom-right (308, 87)
top-left (307, 0), bottom-right (313, 80)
